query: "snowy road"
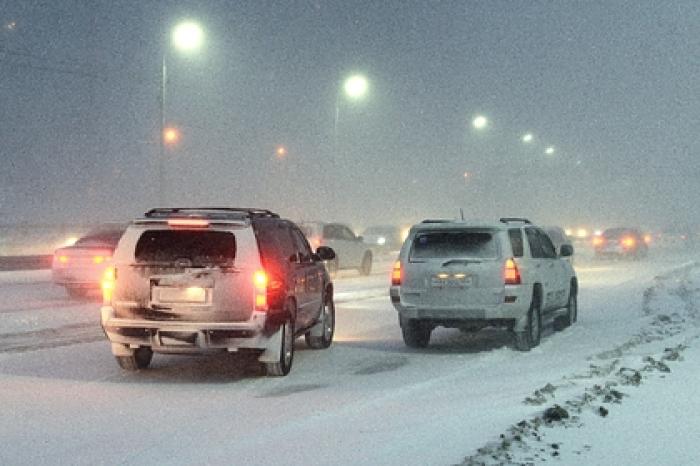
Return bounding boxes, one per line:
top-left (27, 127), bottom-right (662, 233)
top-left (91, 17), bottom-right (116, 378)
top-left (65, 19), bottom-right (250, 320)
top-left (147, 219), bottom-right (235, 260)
top-left (1, 249), bottom-right (698, 465)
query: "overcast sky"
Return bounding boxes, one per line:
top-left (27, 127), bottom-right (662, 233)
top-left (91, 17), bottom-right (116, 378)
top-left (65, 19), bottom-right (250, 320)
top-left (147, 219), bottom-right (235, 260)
top-left (1, 0), bottom-right (698, 230)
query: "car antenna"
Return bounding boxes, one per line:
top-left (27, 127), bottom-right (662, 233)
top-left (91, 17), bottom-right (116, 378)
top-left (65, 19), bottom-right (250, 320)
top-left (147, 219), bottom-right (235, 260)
top-left (459, 208), bottom-right (464, 220)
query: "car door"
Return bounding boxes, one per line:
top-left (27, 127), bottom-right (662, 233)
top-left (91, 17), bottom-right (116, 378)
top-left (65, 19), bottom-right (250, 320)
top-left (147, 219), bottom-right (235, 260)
top-left (323, 224), bottom-right (351, 268)
top-left (524, 227), bottom-right (557, 313)
top-left (289, 226), bottom-right (323, 329)
top-left (337, 224), bottom-right (364, 268)
top-left (536, 228), bottom-right (568, 310)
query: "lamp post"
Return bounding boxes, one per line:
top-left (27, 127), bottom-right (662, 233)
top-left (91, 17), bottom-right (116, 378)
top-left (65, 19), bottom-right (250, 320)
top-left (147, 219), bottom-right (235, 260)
top-left (158, 20), bottom-right (204, 205)
top-left (334, 73), bottom-right (369, 147)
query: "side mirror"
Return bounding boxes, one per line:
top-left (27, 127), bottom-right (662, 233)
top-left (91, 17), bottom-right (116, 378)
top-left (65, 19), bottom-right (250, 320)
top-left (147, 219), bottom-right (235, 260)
top-left (316, 246), bottom-right (336, 261)
top-left (559, 244), bottom-right (574, 257)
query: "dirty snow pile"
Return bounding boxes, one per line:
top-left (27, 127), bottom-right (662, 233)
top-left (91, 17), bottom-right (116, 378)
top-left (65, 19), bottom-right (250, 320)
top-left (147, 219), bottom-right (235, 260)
top-left (459, 263), bottom-right (700, 466)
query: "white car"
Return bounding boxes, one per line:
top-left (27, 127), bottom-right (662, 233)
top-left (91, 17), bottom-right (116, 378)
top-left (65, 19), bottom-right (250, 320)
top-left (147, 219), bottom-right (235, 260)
top-left (298, 221), bottom-right (373, 276)
top-left (390, 218), bottom-right (577, 350)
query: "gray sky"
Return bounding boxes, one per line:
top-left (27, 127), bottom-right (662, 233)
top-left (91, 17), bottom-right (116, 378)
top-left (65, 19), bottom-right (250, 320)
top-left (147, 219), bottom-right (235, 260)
top-left (1, 0), bottom-right (698, 230)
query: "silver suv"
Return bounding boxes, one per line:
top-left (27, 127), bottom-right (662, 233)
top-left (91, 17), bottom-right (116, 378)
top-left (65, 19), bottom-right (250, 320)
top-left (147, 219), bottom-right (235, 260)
top-left (100, 208), bottom-right (336, 376)
top-left (390, 218), bottom-right (577, 351)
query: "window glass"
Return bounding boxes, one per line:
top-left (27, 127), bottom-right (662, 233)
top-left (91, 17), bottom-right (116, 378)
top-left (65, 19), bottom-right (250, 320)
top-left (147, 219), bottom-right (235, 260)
top-left (290, 227), bottom-right (313, 263)
top-left (135, 230), bottom-right (236, 265)
top-left (508, 229), bottom-right (524, 257)
top-left (525, 228), bottom-right (544, 258)
top-left (409, 230), bottom-right (498, 260)
top-left (537, 229), bottom-right (557, 258)
top-left (339, 226), bottom-right (356, 241)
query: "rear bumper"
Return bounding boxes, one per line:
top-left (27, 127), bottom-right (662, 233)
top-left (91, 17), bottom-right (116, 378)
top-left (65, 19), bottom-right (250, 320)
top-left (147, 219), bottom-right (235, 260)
top-left (389, 285), bottom-right (531, 330)
top-left (100, 305), bottom-right (271, 353)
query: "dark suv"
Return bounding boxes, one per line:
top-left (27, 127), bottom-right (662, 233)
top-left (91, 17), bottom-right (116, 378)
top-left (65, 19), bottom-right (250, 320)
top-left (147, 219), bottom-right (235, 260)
top-left (100, 208), bottom-right (336, 376)
top-left (593, 227), bottom-right (649, 259)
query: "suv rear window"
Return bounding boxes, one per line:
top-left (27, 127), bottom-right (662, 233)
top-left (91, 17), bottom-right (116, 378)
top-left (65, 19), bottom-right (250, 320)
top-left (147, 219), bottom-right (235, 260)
top-left (410, 230), bottom-right (498, 260)
top-left (135, 230), bottom-right (236, 265)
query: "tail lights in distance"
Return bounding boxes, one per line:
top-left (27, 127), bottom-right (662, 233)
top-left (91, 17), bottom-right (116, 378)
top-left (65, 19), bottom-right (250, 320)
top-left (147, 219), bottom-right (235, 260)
top-left (592, 236), bottom-right (605, 247)
top-left (504, 258), bottom-right (521, 285)
top-left (621, 236), bottom-right (636, 248)
top-left (391, 261), bottom-right (401, 286)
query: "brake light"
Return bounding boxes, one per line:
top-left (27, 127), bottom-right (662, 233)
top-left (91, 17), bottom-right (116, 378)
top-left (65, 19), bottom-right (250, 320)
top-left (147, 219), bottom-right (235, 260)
top-left (93, 255), bottom-right (106, 264)
top-left (504, 258), bottom-right (521, 285)
top-left (621, 236), bottom-right (636, 248)
top-left (57, 255), bottom-right (69, 264)
top-left (167, 218), bottom-right (209, 228)
top-left (643, 234), bottom-right (652, 245)
top-left (311, 237), bottom-right (321, 248)
top-left (391, 261), bottom-right (401, 285)
top-left (592, 236), bottom-right (604, 247)
top-left (254, 270), bottom-right (268, 311)
top-left (101, 266), bottom-right (116, 304)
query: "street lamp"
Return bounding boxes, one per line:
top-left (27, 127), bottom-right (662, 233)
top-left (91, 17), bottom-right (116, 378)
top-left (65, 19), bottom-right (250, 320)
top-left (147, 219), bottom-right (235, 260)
top-left (472, 115), bottom-right (488, 130)
top-left (158, 20), bottom-right (204, 205)
top-left (334, 73), bottom-right (369, 140)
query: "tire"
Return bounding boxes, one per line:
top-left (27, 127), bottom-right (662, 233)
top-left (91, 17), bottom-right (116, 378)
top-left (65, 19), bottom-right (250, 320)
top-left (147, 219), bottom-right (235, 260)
top-left (116, 347), bottom-right (153, 371)
top-left (401, 318), bottom-right (431, 348)
top-left (359, 252), bottom-right (372, 276)
top-left (514, 296), bottom-right (542, 351)
top-left (305, 291), bottom-right (335, 349)
top-left (565, 286), bottom-right (578, 326)
top-left (265, 301), bottom-right (295, 376)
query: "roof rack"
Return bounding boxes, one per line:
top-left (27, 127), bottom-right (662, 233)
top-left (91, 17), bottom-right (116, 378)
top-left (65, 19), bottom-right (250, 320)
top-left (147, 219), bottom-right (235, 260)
top-left (421, 219), bottom-right (453, 224)
top-left (144, 208), bottom-right (280, 220)
top-left (499, 217), bottom-right (532, 224)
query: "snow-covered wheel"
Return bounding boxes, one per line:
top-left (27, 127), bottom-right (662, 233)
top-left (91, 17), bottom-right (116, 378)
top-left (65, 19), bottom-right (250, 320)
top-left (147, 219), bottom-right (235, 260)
top-left (514, 296), bottom-right (541, 351)
top-left (305, 291), bottom-right (335, 349)
top-left (359, 252), bottom-right (372, 276)
top-left (265, 300), bottom-right (296, 376)
top-left (116, 347), bottom-right (153, 371)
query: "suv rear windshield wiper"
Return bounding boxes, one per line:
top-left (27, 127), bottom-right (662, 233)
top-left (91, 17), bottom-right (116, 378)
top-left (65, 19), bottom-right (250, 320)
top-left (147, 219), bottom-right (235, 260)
top-left (441, 259), bottom-right (482, 266)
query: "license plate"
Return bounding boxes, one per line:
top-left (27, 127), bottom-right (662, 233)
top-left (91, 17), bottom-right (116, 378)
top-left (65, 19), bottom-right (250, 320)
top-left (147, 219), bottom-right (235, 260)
top-left (159, 331), bottom-right (198, 346)
top-left (431, 275), bottom-right (472, 288)
top-left (157, 286), bottom-right (207, 303)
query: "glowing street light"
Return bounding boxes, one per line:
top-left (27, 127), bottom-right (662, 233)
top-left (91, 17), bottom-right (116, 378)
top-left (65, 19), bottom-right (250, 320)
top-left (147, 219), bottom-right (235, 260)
top-left (522, 133), bottom-right (534, 143)
top-left (275, 145), bottom-right (288, 159)
top-left (545, 146), bottom-right (555, 155)
top-left (472, 115), bottom-right (488, 130)
top-left (163, 127), bottom-right (181, 145)
top-left (171, 21), bottom-right (204, 52)
top-left (343, 74), bottom-right (369, 100)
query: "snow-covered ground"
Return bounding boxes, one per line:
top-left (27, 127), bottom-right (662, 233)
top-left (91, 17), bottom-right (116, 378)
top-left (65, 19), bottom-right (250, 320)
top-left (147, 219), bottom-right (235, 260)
top-left (0, 248), bottom-right (698, 465)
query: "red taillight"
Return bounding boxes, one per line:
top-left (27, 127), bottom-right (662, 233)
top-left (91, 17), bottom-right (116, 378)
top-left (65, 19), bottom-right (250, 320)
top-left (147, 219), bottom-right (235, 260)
top-left (504, 258), bottom-right (521, 285)
top-left (102, 266), bottom-right (116, 304)
top-left (254, 270), bottom-right (268, 311)
top-left (621, 236), bottom-right (636, 248)
top-left (56, 254), bottom-right (69, 264)
top-left (93, 255), bottom-right (106, 264)
top-left (643, 234), bottom-right (652, 245)
top-left (391, 261), bottom-right (401, 286)
top-left (311, 237), bottom-right (321, 248)
top-left (592, 236), bottom-right (604, 247)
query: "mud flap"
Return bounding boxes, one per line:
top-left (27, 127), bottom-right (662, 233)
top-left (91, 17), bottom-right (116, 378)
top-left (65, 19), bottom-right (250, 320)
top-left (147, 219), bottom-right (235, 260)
top-left (513, 314), bottom-right (529, 333)
top-left (111, 343), bottom-right (134, 357)
top-left (308, 316), bottom-right (325, 338)
top-left (258, 325), bottom-right (283, 363)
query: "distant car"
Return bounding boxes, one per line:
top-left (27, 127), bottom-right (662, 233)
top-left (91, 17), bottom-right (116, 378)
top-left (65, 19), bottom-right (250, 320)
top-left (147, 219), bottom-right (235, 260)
top-left (362, 225), bottom-right (404, 252)
top-left (100, 208), bottom-right (336, 375)
top-left (390, 218), bottom-right (577, 351)
top-left (543, 226), bottom-right (574, 265)
top-left (593, 227), bottom-right (649, 259)
top-left (52, 224), bottom-right (126, 298)
top-left (298, 221), bottom-right (373, 276)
